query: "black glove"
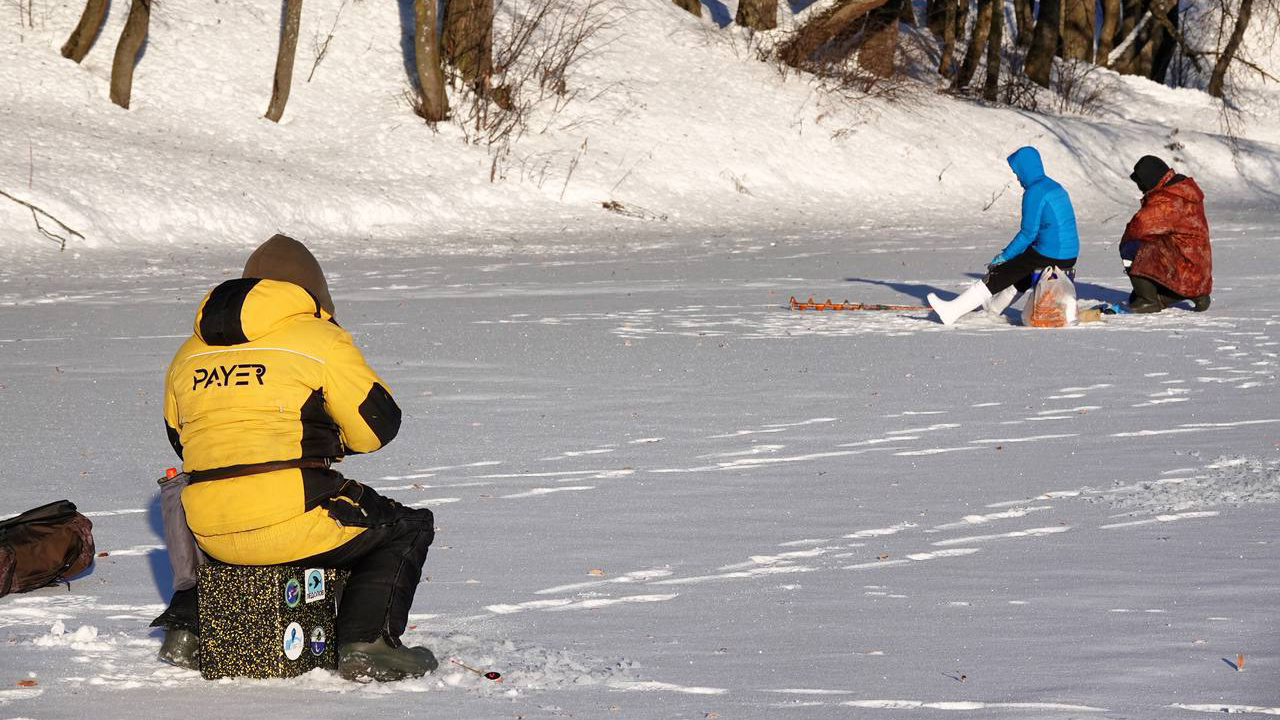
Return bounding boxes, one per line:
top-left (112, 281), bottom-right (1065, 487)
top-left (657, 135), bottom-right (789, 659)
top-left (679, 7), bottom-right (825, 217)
top-left (323, 482), bottom-right (408, 528)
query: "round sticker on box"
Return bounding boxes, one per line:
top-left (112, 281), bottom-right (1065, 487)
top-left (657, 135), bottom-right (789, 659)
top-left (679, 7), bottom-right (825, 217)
top-left (284, 578), bottom-right (302, 608)
top-left (310, 627), bottom-right (326, 656)
top-left (283, 622), bottom-right (304, 661)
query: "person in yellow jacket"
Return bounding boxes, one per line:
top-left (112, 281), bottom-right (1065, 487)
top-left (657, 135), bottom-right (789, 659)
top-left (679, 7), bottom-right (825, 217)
top-left (152, 235), bottom-right (436, 682)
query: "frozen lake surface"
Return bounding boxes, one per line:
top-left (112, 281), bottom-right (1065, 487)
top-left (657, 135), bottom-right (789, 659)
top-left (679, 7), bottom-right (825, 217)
top-left (0, 211), bottom-right (1277, 719)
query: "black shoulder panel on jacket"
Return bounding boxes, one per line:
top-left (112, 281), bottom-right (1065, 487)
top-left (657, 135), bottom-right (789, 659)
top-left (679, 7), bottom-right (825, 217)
top-left (300, 389), bottom-right (344, 459)
top-left (165, 421), bottom-right (183, 459)
top-left (359, 383), bottom-right (402, 447)
top-left (199, 278), bottom-right (260, 346)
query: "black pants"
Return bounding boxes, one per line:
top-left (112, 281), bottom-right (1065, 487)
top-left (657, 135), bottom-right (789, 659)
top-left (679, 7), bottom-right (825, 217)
top-left (984, 249), bottom-right (1077, 294)
top-left (295, 487), bottom-right (434, 646)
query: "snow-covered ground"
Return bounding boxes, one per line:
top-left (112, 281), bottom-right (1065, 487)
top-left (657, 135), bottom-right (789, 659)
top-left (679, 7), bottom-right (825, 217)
top-left (0, 208), bottom-right (1277, 719)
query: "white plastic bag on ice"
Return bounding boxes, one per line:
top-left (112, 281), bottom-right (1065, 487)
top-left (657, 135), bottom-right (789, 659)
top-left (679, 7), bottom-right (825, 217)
top-left (1023, 266), bottom-right (1077, 328)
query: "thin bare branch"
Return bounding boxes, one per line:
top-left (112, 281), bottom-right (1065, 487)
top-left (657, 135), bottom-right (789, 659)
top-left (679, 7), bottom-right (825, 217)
top-left (307, 0), bottom-right (348, 83)
top-left (0, 189), bottom-right (84, 251)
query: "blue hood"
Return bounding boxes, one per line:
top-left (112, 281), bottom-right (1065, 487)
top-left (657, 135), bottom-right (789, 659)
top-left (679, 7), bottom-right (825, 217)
top-left (1007, 146), bottom-right (1045, 188)
top-left (997, 145), bottom-right (1079, 262)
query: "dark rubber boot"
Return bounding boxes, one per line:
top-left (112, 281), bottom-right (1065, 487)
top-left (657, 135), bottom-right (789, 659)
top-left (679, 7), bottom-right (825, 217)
top-left (153, 587), bottom-right (200, 670)
top-left (1192, 294), bottom-right (1211, 312)
top-left (1128, 276), bottom-right (1164, 314)
top-left (408, 645), bottom-right (440, 670)
top-left (337, 637), bottom-right (438, 682)
top-left (158, 629), bottom-right (200, 670)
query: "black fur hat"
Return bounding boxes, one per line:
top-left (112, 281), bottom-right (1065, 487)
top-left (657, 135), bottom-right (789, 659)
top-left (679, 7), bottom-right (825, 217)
top-left (1130, 155), bottom-right (1171, 193)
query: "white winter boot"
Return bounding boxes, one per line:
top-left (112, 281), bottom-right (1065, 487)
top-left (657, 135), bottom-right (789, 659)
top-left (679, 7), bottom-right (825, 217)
top-left (983, 285), bottom-right (1019, 316)
top-left (927, 281), bottom-right (993, 325)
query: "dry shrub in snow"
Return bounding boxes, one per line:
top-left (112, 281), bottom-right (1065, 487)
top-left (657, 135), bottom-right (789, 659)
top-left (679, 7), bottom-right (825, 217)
top-left (752, 35), bottom-right (918, 105)
top-left (454, 0), bottom-right (617, 179)
top-left (997, 66), bottom-right (1042, 112)
top-left (7, 0), bottom-right (46, 29)
top-left (809, 58), bottom-right (916, 102)
top-left (997, 58), bottom-right (1115, 117)
top-left (1050, 59), bottom-right (1117, 116)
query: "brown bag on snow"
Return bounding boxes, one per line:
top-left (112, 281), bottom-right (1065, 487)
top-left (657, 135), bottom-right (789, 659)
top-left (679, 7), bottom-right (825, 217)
top-left (0, 500), bottom-right (95, 598)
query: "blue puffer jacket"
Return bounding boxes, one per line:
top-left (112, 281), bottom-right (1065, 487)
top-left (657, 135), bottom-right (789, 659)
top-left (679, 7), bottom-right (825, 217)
top-left (1000, 147), bottom-right (1079, 262)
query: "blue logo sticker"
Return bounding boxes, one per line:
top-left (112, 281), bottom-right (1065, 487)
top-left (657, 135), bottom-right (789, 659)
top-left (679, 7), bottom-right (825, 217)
top-left (309, 627), bottom-right (326, 656)
top-left (283, 622), bottom-right (304, 661)
top-left (284, 578), bottom-right (302, 608)
top-left (305, 568), bottom-right (325, 604)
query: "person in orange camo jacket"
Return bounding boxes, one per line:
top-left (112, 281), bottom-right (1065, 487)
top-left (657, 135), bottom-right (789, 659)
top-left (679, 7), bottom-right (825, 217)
top-left (1120, 156), bottom-right (1213, 313)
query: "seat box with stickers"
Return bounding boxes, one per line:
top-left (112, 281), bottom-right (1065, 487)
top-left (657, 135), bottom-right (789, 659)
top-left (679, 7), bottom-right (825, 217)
top-left (197, 564), bottom-right (348, 680)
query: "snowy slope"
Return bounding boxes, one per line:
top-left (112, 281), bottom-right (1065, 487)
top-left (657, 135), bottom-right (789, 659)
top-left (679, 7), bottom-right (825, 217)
top-left (2, 0), bottom-right (1279, 253)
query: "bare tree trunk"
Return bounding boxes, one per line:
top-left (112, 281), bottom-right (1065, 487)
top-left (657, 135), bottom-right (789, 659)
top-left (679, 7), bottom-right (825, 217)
top-left (413, 0), bottom-right (449, 120)
top-left (1110, 0), bottom-right (1149, 72)
top-left (1095, 0), bottom-right (1122, 62)
top-left (954, 0), bottom-right (993, 89)
top-left (1114, 0), bottom-right (1143, 56)
top-left (778, 0), bottom-right (892, 67)
top-left (1113, 0), bottom-right (1174, 76)
top-left (982, 0), bottom-right (1003, 100)
top-left (927, 0), bottom-right (958, 37)
top-left (1107, 11), bottom-right (1148, 65)
top-left (110, 0), bottom-right (151, 109)
top-left (939, 0), bottom-right (958, 78)
top-left (1060, 0), bottom-right (1095, 60)
top-left (736, 0), bottom-right (778, 29)
top-left (899, 0), bottom-right (917, 24)
top-left (1134, 23), bottom-right (1156, 76)
top-left (858, 0), bottom-right (903, 77)
top-left (444, 0), bottom-right (495, 87)
top-left (1149, 0), bottom-right (1178, 83)
top-left (1013, 0), bottom-right (1034, 49)
top-left (672, 0), bottom-right (703, 17)
top-left (927, 0), bottom-right (944, 34)
top-left (1208, 0), bottom-right (1253, 96)
top-left (1024, 0), bottom-right (1061, 86)
top-left (1117, 0), bottom-right (1141, 35)
top-left (265, 0), bottom-right (303, 123)
top-left (60, 0), bottom-right (108, 63)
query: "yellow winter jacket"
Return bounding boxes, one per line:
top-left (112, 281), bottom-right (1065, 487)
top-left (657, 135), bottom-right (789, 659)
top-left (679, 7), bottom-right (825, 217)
top-left (163, 278), bottom-right (401, 563)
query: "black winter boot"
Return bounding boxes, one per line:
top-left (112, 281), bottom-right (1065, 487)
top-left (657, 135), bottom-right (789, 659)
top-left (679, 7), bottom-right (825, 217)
top-left (1192, 295), bottom-right (1211, 312)
top-left (337, 637), bottom-right (439, 682)
top-left (150, 587), bottom-right (199, 632)
top-left (152, 587), bottom-right (201, 670)
top-left (157, 629), bottom-right (200, 670)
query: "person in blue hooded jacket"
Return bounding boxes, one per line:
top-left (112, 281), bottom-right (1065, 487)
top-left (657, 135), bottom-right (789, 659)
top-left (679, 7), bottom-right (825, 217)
top-left (928, 146), bottom-right (1081, 325)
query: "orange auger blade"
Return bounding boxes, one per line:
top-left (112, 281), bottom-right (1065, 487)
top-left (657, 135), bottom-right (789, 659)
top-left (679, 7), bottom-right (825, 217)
top-left (789, 295), bottom-right (929, 312)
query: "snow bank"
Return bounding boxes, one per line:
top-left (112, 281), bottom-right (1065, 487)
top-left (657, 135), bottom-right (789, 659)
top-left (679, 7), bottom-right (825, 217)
top-left (1, 0), bottom-right (1278, 252)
